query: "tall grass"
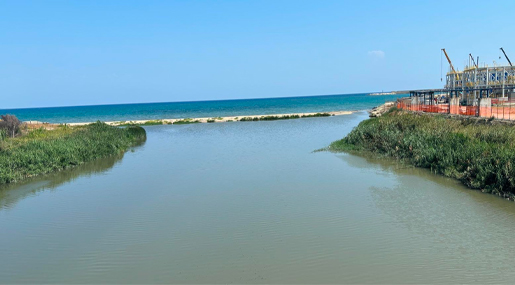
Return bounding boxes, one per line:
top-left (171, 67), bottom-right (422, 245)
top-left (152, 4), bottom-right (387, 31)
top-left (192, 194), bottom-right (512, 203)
top-left (0, 122), bottom-right (146, 184)
top-left (329, 109), bottom-right (515, 198)
top-left (0, 129), bottom-right (6, 141)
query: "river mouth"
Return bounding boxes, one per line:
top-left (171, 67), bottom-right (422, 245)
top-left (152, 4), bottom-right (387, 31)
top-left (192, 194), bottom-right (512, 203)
top-left (1, 112), bottom-right (515, 283)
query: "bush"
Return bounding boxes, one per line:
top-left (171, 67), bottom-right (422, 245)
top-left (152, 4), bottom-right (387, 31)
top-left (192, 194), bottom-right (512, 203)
top-left (0, 114), bottom-right (22, 138)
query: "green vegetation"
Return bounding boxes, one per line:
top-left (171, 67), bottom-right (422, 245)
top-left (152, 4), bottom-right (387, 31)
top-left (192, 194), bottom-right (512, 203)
top-left (174, 118), bottom-right (201, 125)
top-left (118, 120), bottom-right (169, 126)
top-left (0, 122), bottom-right (146, 184)
top-left (206, 117), bottom-right (223, 123)
top-left (240, 113), bottom-right (331, 122)
top-left (0, 129), bottom-right (6, 141)
top-left (240, 117), bottom-right (260, 121)
top-left (302, 113), bottom-right (332, 118)
top-left (0, 114), bottom-right (23, 138)
top-left (142, 120), bottom-right (165, 125)
top-left (261, 115), bottom-right (300, 120)
top-left (329, 109), bottom-right (515, 198)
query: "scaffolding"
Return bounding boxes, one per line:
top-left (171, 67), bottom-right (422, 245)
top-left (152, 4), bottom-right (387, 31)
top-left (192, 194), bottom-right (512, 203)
top-left (397, 49), bottom-right (515, 120)
top-left (446, 66), bottom-right (515, 99)
top-left (402, 86), bottom-right (515, 119)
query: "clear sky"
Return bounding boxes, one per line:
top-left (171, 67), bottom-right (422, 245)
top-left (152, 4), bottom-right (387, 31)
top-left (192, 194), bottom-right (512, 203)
top-left (2, 0), bottom-right (515, 109)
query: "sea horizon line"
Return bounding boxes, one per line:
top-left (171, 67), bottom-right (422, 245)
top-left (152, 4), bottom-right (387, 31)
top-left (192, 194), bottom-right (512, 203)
top-left (1, 91), bottom-right (405, 111)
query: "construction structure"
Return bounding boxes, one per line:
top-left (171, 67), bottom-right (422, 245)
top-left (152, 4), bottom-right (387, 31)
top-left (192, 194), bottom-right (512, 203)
top-left (398, 48), bottom-right (515, 120)
top-left (445, 48), bottom-right (515, 100)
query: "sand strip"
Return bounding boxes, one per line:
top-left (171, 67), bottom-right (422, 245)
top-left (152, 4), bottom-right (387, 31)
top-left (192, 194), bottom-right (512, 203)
top-left (26, 110), bottom-right (356, 127)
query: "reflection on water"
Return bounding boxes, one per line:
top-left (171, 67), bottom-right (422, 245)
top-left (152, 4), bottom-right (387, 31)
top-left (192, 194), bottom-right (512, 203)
top-left (339, 153), bottom-right (515, 281)
top-left (0, 142), bottom-right (144, 210)
top-left (1, 113), bottom-right (515, 284)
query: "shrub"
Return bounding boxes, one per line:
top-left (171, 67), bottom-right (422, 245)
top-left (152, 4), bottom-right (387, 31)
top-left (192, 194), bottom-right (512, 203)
top-left (0, 114), bottom-right (22, 138)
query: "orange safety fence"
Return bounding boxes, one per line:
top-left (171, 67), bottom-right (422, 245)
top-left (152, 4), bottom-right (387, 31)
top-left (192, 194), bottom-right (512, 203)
top-left (487, 100), bottom-right (515, 120)
top-left (397, 99), bottom-right (515, 120)
top-left (455, 106), bottom-right (477, 116)
top-left (397, 102), bottom-right (450, 114)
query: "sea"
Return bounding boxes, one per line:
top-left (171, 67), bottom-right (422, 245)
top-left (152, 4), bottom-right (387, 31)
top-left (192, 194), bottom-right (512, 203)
top-left (1, 93), bottom-right (406, 123)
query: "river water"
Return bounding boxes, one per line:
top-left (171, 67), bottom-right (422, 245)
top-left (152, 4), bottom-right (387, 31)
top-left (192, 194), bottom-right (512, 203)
top-left (2, 112), bottom-right (515, 283)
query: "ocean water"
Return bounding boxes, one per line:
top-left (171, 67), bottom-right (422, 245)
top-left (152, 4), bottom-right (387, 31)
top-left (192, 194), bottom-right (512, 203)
top-left (1, 93), bottom-right (406, 123)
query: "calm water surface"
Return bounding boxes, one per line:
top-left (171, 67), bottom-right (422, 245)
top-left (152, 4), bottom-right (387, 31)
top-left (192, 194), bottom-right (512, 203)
top-left (1, 112), bottom-right (515, 283)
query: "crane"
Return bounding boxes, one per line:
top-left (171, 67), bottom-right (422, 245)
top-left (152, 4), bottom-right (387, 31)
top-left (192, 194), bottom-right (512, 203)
top-left (500, 47), bottom-right (512, 67)
top-left (442, 48), bottom-right (459, 79)
top-left (469, 53), bottom-right (478, 68)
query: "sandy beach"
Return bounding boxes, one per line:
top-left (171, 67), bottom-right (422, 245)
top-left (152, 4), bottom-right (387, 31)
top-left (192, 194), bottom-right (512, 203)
top-left (25, 110), bottom-right (355, 127)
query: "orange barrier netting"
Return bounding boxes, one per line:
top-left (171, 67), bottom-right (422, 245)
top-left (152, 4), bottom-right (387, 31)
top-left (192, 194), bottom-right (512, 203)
top-left (397, 102), bottom-right (450, 114)
top-left (479, 99), bottom-right (515, 120)
top-left (397, 100), bottom-right (515, 120)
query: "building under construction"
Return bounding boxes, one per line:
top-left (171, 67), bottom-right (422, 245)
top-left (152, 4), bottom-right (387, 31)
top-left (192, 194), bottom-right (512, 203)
top-left (400, 48), bottom-right (515, 120)
top-left (445, 48), bottom-right (515, 100)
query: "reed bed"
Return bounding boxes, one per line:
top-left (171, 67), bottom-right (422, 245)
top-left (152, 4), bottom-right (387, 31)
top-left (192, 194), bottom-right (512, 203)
top-left (0, 122), bottom-right (146, 184)
top-left (329, 109), bottom-right (515, 198)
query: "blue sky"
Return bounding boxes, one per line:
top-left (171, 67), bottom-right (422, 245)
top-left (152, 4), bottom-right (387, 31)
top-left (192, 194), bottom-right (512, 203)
top-left (1, 0), bottom-right (515, 109)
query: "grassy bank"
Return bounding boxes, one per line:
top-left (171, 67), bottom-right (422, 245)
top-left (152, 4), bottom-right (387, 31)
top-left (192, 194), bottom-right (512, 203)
top-left (0, 122), bottom-right (146, 184)
top-left (328, 109), bottom-right (515, 199)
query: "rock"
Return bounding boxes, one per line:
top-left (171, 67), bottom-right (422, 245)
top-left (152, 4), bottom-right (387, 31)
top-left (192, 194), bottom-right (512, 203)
top-left (369, 102), bottom-right (395, 117)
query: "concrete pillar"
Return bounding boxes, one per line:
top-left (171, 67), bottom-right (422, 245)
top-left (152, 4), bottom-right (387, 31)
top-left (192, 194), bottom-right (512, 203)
top-left (411, 96), bottom-right (420, 111)
top-left (479, 98), bottom-right (491, 118)
top-left (450, 97), bottom-right (460, 114)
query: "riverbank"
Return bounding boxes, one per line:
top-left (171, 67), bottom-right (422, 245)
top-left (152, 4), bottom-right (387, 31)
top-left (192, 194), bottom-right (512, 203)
top-left (0, 122), bottom-right (146, 184)
top-left (30, 110), bottom-right (354, 126)
top-left (328, 108), bottom-right (515, 200)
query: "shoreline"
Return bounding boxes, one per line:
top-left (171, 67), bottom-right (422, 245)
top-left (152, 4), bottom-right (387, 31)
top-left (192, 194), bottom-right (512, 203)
top-left (329, 109), bottom-right (515, 201)
top-left (26, 110), bottom-right (356, 127)
top-left (0, 123), bottom-right (146, 184)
